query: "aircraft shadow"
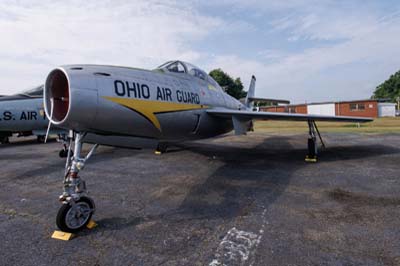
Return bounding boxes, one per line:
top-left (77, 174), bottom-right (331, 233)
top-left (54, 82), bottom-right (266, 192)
top-left (93, 135), bottom-right (400, 232)
top-left (94, 136), bottom-right (300, 230)
top-left (5, 146), bottom-right (140, 181)
top-left (319, 144), bottom-right (400, 161)
top-left (172, 141), bottom-right (399, 220)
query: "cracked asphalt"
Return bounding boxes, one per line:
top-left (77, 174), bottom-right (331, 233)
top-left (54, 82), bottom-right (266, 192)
top-left (0, 132), bottom-right (399, 266)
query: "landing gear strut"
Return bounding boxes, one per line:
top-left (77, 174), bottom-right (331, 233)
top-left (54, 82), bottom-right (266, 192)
top-left (305, 120), bottom-right (325, 163)
top-left (56, 131), bottom-right (98, 233)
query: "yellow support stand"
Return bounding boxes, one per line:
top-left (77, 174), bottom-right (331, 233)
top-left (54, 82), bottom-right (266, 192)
top-left (86, 219), bottom-right (98, 229)
top-left (305, 156), bottom-right (317, 163)
top-left (51, 220), bottom-right (97, 241)
top-left (51, 231), bottom-right (75, 241)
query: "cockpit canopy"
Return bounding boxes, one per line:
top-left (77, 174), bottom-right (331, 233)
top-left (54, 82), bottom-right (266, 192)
top-left (156, 61), bottom-right (220, 89)
top-left (19, 85), bottom-right (44, 97)
top-left (0, 85), bottom-right (43, 102)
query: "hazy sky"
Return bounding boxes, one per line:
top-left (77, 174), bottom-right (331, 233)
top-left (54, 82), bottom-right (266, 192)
top-left (1, 0), bottom-right (399, 103)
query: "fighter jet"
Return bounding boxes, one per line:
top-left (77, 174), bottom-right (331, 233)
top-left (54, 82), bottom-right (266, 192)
top-left (44, 60), bottom-right (372, 233)
top-left (0, 85), bottom-right (49, 143)
top-left (0, 85), bottom-right (70, 156)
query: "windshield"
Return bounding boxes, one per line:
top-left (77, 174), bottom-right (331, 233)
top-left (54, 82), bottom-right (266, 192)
top-left (156, 61), bottom-right (187, 73)
top-left (156, 61), bottom-right (173, 69)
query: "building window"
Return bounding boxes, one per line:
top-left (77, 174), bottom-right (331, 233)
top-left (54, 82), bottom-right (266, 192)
top-left (350, 103), bottom-right (365, 111)
top-left (284, 106), bottom-right (296, 113)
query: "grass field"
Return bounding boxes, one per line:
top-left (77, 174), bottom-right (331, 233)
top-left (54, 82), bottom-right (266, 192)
top-left (254, 117), bottom-right (400, 134)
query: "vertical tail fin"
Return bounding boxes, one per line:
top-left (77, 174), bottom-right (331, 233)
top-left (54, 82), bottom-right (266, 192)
top-left (245, 75), bottom-right (256, 108)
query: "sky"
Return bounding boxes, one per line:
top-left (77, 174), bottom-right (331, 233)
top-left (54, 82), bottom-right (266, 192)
top-left (0, 0), bottom-right (399, 103)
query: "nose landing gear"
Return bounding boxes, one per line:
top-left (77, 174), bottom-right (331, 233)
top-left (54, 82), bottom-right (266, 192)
top-left (56, 131), bottom-right (98, 233)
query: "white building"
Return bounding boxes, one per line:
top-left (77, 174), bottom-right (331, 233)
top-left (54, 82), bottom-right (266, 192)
top-left (307, 103), bottom-right (335, 116)
top-left (378, 103), bottom-right (396, 117)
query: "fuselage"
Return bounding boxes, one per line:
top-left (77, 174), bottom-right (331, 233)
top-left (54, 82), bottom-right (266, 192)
top-left (45, 61), bottom-right (247, 145)
top-left (0, 95), bottom-right (47, 132)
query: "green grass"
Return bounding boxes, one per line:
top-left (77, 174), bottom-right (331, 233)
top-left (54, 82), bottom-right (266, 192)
top-left (254, 117), bottom-right (400, 134)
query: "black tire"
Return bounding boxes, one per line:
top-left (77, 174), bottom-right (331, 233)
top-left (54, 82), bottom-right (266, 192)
top-left (157, 143), bottom-right (168, 153)
top-left (37, 135), bottom-right (45, 143)
top-left (59, 149), bottom-right (74, 158)
top-left (307, 138), bottom-right (316, 157)
top-left (56, 196), bottom-right (95, 233)
top-left (0, 136), bottom-right (9, 144)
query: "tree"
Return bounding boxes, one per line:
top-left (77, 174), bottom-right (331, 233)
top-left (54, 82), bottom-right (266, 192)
top-left (373, 70), bottom-right (400, 102)
top-left (209, 69), bottom-right (247, 99)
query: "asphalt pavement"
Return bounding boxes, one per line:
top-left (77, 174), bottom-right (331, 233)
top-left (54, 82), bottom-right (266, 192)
top-left (0, 132), bottom-right (399, 266)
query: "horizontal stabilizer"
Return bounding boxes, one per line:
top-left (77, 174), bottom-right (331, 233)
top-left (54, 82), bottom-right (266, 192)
top-left (247, 97), bottom-right (290, 105)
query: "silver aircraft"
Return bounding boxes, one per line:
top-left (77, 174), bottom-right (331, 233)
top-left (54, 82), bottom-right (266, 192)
top-left (0, 85), bottom-right (71, 156)
top-left (0, 85), bottom-right (47, 143)
top-left (44, 60), bottom-right (372, 233)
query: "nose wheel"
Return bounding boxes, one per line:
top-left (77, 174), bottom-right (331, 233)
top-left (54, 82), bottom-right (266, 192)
top-left (56, 196), bottom-right (95, 233)
top-left (56, 131), bottom-right (98, 233)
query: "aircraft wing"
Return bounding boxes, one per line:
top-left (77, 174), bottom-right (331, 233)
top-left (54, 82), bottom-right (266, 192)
top-left (207, 109), bottom-right (373, 135)
top-left (207, 109), bottom-right (373, 123)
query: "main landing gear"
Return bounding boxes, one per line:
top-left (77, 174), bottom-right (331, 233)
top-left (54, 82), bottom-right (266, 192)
top-left (305, 120), bottom-right (325, 163)
top-left (0, 136), bottom-right (9, 144)
top-left (56, 131), bottom-right (98, 233)
top-left (59, 145), bottom-right (73, 158)
top-left (155, 142), bottom-right (168, 155)
top-left (57, 134), bottom-right (74, 158)
top-left (37, 135), bottom-right (46, 143)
